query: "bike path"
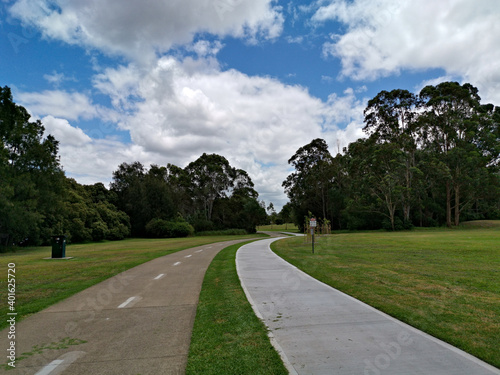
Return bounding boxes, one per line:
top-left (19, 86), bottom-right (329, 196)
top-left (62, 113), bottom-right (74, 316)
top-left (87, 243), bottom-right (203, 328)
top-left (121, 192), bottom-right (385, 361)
top-left (236, 237), bottom-right (500, 375)
top-left (1, 239), bottom-right (252, 375)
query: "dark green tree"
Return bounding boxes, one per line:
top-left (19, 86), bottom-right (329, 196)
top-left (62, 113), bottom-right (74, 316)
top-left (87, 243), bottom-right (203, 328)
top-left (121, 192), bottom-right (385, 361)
top-left (420, 82), bottom-right (490, 226)
top-left (364, 89), bottom-right (421, 224)
top-left (184, 153), bottom-right (236, 221)
top-left (283, 138), bottom-right (334, 230)
top-left (0, 86), bottom-right (65, 245)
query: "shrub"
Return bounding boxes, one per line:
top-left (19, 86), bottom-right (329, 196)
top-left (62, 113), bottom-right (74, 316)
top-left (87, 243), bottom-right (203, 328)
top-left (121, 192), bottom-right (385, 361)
top-left (168, 221), bottom-right (195, 238)
top-left (91, 220), bottom-right (109, 241)
top-left (146, 218), bottom-right (194, 238)
top-left (191, 218), bottom-right (215, 232)
top-left (108, 223), bottom-right (130, 240)
top-left (195, 229), bottom-right (247, 236)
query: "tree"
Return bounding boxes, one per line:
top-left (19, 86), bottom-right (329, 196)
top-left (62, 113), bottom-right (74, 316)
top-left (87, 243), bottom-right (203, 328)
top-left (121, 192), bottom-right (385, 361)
top-left (364, 89), bottom-right (421, 224)
top-left (0, 86), bottom-right (65, 245)
top-left (420, 82), bottom-right (485, 226)
top-left (267, 202), bottom-right (277, 224)
top-left (110, 161), bottom-right (148, 235)
top-left (184, 153), bottom-right (235, 221)
top-left (283, 138), bottom-right (334, 229)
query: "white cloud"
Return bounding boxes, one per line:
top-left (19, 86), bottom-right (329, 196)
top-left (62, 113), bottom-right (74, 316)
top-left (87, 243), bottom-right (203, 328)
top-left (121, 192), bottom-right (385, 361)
top-left (16, 90), bottom-right (98, 121)
top-left (96, 55), bottom-right (322, 163)
top-left (90, 55), bottom-right (366, 209)
top-left (315, 0), bottom-right (500, 103)
top-left (17, 54), bottom-right (366, 209)
top-left (188, 40), bottom-right (225, 58)
top-left (9, 0), bottom-right (284, 63)
top-left (42, 115), bottom-right (92, 146)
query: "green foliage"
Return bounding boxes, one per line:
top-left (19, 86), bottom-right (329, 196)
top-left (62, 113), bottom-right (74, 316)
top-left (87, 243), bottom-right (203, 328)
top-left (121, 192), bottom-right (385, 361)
top-left (283, 82), bottom-right (500, 231)
top-left (1, 85), bottom-right (261, 245)
top-left (0, 87), bottom-right (130, 246)
top-left (195, 229), bottom-right (247, 236)
top-left (145, 218), bottom-right (194, 238)
top-left (111, 153), bottom-right (263, 236)
top-left (62, 179), bottom-right (130, 243)
top-left (0, 86), bottom-right (65, 245)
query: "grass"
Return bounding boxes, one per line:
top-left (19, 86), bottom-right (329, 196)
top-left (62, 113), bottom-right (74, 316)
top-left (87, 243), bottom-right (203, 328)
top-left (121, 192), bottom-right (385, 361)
top-left (257, 223), bottom-right (298, 232)
top-left (0, 235), bottom-right (264, 331)
top-left (186, 241), bottom-right (288, 375)
top-left (272, 223), bottom-right (500, 368)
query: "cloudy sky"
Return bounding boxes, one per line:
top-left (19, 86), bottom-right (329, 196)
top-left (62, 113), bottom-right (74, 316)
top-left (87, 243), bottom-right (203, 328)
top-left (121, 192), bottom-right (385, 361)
top-left (1, 0), bottom-right (499, 210)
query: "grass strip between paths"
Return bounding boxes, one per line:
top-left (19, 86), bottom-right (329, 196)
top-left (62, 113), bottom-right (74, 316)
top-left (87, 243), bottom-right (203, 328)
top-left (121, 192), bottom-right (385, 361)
top-left (186, 241), bottom-right (288, 375)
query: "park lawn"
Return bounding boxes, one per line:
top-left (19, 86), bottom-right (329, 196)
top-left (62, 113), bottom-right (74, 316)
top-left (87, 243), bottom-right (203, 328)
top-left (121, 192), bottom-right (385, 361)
top-left (186, 241), bottom-right (288, 375)
top-left (272, 224), bottom-right (500, 369)
top-left (0, 235), bottom-right (264, 331)
top-left (257, 223), bottom-right (299, 232)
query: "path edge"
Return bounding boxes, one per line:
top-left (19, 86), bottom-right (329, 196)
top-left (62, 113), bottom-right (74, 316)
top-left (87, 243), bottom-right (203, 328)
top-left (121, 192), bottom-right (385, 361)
top-left (236, 237), bottom-right (298, 375)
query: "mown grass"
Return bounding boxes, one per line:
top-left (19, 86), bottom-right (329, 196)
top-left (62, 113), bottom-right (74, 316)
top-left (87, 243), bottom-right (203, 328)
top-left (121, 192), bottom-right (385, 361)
top-left (272, 224), bottom-right (500, 368)
top-left (257, 223), bottom-right (298, 232)
top-left (186, 242), bottom-right (288, 375)
top-left (0, 235), bottom-right (264, 331)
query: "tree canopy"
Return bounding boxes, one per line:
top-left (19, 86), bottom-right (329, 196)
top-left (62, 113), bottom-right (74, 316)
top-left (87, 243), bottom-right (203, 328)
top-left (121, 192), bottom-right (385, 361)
top-left (283, 82), bottom-right (499, 231)
top-left (110, 153), bottom-right (264, 236)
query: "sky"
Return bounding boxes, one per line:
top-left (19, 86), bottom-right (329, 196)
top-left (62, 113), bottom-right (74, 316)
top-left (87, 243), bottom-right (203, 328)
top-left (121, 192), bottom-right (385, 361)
top-left (1, 0), bottom-right (499, 211)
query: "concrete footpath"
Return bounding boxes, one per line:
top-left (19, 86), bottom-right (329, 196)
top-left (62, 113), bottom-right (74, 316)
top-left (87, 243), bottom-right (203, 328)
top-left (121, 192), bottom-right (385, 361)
top-left (1, 239), bottom-right (251, 375)
top-left (236, 237), bottom-right (500, 375)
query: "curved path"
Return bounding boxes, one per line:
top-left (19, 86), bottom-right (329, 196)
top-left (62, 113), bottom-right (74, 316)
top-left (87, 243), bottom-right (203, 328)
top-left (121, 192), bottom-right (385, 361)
top-left (236, 237), bottom-right (500, 375)
top-left (1, 239), bottom-right (251, 375)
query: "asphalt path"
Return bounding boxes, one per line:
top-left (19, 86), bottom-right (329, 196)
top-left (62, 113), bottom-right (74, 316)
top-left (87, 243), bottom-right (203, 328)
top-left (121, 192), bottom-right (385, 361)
top-left (1, 239), bottom-right (252, 375)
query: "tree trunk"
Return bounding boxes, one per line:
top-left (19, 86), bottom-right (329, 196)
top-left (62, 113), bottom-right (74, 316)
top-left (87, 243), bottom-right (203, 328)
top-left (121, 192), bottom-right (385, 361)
top-left (454, 184), bottom-right (460, 226)
top-left (446, 181), bottom-right (452, 228)
top-left (404, 156), bottom-right (411, 223)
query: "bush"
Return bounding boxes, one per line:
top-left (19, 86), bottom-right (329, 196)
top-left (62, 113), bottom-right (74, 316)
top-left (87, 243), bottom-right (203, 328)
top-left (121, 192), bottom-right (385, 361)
top-left (108, 223), bottom-right (130, 240)
top-left (191, 218), bottom-right (215, 232)
top-left (168, 221), bottom-right (195, 238)
top-left (382, 217), bottom-right (411, 231)
top-left (195, 229), bottom-right (247, 236)
top-left (91, 220), bottom-right (109, 241)
top-left (146, 218), bottom-right (194, 238)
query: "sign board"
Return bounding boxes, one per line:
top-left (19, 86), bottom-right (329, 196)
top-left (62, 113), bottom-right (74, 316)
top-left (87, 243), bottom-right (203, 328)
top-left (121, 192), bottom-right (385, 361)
top-left (310, 218), bottom-right (317, 227)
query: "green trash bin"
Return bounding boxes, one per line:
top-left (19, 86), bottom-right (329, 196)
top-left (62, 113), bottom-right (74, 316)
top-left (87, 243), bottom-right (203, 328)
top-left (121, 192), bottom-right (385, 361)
top-left (51, 235), bottom-right (66, 258)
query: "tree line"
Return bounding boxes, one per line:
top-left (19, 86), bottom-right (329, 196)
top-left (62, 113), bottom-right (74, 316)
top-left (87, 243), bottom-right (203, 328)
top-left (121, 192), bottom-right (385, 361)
top-left (283, 82), bottom-right (500, 231)
top-left (0, 86), bottom-right (266, 247)
top-left (1, 86), bottom-right (131, 246)
top-left (109, 154), bottom-right (267, 237)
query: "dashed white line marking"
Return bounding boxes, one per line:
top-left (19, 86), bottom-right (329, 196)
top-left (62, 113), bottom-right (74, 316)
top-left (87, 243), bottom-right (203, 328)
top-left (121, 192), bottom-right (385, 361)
top-left (35, 360), bottom-right (64, 375)
top-left (195, 249), bottom-right (203, 253)
top-left (35, 351), bottom-right (86, 375)
top-left (118, 296), bottom-right (136, 308)
top-left (184, 254), bottom-right (192, 258)
top-left (173, 261), bottom-right (182, 266)
top-left (154, 274), bottom-right (165, 280)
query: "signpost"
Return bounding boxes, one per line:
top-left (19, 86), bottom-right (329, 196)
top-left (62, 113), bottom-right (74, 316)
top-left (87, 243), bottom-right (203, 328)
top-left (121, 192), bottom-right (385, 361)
top-left (310, 218), bottom-right (316, 254)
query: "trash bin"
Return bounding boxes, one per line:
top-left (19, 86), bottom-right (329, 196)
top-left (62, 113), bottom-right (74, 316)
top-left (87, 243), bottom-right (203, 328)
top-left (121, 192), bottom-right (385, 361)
top-left (51, 235), bottom-right (66, 258)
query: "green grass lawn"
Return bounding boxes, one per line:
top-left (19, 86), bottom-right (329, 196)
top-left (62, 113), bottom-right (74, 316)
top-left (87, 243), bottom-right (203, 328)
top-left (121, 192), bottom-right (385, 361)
top-left (0, 235), bottom-right (264, 331)
top-left (257, 223), bottom-right (298, 232)
top-left (186, 241), bottom-right (288, 374)
top-left (272, 223), bottom-right (500, 368)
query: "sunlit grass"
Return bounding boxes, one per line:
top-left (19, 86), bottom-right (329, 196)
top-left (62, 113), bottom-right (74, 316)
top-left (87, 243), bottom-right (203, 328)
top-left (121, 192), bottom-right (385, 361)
top-left (272, 224), bottom-right (500, 368)
top-left (186, 241), bottom-right (288, 375)
top-left (257, 223), bottom-right (298, 232)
